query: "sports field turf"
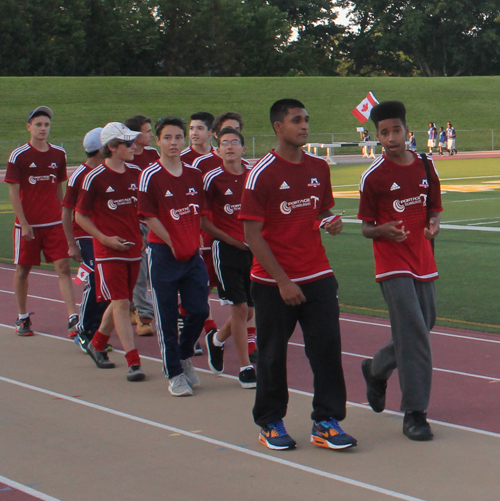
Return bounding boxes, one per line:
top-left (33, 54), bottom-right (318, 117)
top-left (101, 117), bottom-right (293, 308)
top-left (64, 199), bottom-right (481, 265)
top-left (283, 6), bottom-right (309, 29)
top-left (1, 76), bottom-right (500, 164)
top-left (1, 156), bottom-right (499, 334)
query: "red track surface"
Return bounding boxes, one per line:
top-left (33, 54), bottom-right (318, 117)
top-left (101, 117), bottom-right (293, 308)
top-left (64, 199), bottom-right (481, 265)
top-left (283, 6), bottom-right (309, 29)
top-left (1, 262), bottom-right (499, 437)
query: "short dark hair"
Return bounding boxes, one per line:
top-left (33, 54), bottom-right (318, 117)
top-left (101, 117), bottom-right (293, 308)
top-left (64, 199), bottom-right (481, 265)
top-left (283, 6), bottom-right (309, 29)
top-left (270, 99), bottom-right (305, 131)
top-left (190, 112), bottom-right (214, 131)
top-left (124, 115), bottom-right (152, 132)
top-left (86, 150), bottom-right (100, 158)
top-left (217, 127), bottom-right (245, 147)
top-left (155, 116), bottom-right (186, 137)
top-left (370, 101), bottom-right (406, 129)
top-left (213, 112), bottom-right (244, 135)
top-left (101, 139), bottom-right (122, 158)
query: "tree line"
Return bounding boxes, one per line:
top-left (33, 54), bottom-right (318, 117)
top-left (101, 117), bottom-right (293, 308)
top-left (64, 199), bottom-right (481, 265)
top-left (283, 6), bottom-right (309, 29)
top-left (1, 0), bottom-right (499, 77)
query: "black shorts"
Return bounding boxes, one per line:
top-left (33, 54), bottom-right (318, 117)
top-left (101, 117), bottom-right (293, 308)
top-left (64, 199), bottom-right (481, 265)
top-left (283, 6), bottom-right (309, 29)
top-left (212, 239), bottom-right (254, 306)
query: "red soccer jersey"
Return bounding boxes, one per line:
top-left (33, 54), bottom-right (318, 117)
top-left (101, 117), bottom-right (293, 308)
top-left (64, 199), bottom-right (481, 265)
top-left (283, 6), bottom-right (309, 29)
top-left (131, 146), bottom-right (160, 170)
top-left (358, 152), bottom-right (443, 282)
top-left (192, 151), bottom-right (223, 175)
top-left (181, 145), bottom-right (215, 166)
top-left (240, 150), bottom-right (335, 285)
top-left (62, 163), bottom-right (92, 240)
top-left (138, 162), bottom-right (204, 262)
top-left (75, 162), bottom-right (142, 263)
top-left (203, 164), bottom-right (252, 242)
top-left (5, 142), bottom-right (67, 227)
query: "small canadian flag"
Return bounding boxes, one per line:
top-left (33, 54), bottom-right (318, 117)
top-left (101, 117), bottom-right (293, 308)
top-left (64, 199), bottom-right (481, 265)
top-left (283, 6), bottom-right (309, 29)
top-left (351, 92), bottom-right (379, 123)
top-left (74, 263), bottom-right (93, 284)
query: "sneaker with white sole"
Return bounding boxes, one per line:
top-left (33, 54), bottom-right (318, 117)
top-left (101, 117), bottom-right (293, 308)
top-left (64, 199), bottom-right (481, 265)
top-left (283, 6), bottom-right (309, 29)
top-left (259, 420), bottom-right (296, 450)
top-left (206, 330), bottom-right (224, 374)
top-left (181, 358), bottom-right (200, 388)
top-left (239, 367), bottom-right (257, 389)
top-left (311, 418), bottom-right (357, 450)
top-left (168, 373), bottom-right (193, 396)
top-left (15, 314), bottom-right (34, 337)
top-left (68, 314), bottom-right (79, 338)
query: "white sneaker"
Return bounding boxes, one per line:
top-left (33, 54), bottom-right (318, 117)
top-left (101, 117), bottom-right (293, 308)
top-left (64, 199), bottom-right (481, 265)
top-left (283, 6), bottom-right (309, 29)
top-left (168, 374), bottom-right (193, 396)
top-left (181, 358), bottom-right (200, 388)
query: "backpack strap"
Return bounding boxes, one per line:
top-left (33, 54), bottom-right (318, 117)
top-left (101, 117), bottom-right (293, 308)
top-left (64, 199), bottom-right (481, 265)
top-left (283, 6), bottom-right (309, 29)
top-left (420, 153), bottom-right (435, 253)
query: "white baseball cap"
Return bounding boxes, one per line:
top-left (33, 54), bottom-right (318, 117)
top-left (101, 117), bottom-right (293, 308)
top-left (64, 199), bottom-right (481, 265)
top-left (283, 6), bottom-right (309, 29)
top-left (27, 106), bottom-right (53, 123)
top-left (83, 127), bottom-right (104, 153)
top-left (100, 122), bottom-right (141, 146)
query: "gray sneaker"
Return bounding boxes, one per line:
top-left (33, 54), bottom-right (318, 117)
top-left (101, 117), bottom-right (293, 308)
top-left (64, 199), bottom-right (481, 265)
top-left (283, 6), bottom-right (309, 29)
top-left (168, 373), bottom-right (193, 397)
top-left (87, 341), bottom-right (115, 369)
top-left (181, 358), bottom-right (200, 388)
top-left (127, 365), bottom-right (145, 382)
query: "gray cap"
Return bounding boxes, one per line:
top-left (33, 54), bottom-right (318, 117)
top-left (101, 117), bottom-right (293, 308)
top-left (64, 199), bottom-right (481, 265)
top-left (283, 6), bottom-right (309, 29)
top-left (27, 106), bottom-right (53, 123)
top-left (83, 127), bottom-right (104, 153)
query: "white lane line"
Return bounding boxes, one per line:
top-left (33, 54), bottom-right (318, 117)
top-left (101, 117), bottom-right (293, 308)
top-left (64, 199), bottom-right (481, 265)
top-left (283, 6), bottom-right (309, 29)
top-left (2, 323), bottom-right (500, 439)
top-left (340, 317), bottom-right (500, 345)
top-left (0, 375), bottom-right (425, 501)
top-left (0, 289), bottom-right (65, 304)
top-left (0, 474), bottom-right (61, 501)
top-left (0, 266), bottom-right (59, 278)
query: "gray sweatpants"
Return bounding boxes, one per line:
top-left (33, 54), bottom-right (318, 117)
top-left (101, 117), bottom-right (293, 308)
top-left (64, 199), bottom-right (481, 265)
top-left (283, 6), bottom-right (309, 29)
top-left (370, 277), bottom-right (436, 412)
top-left (132, 222), bottom-right (154, 319)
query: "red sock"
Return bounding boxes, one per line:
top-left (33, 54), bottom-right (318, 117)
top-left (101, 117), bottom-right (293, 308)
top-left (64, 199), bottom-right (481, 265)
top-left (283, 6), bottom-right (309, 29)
top-left (125, 349), bottom-right (141, 368)
top-left (178, 304), bottom-right (188, 317)
top-left (92, 331), bottom-right (110, 352)
top-left (204, 319), bottom-right (217, 333)
top-left (247, 327), bottom-right (257, 354)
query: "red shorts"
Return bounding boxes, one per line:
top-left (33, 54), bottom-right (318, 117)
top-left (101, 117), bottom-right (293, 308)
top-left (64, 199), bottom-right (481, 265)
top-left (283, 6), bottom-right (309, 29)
top-left (14, 224), bottom-right (69, 266)
top-left (95, 260), bottom-right (141, 302)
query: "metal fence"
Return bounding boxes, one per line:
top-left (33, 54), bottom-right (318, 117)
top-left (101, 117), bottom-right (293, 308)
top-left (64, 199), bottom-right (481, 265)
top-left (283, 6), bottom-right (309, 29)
top-left (1, 129), bottom-right (499, 166)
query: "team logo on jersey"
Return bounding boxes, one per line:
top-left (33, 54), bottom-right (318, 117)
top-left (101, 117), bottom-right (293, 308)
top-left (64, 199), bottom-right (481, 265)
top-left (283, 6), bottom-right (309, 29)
top-left (165, 190), bottom-right (173, 197)
top-left (128, 183), bottom-right (138, 191)
top-left (224, 203), bottom-right (241, 215)
top-left (280, 182), bottom-right (290, 190)
top-left (48, 162), bottom-right (58, 169)
top-left (29, 174), bottom-right (56, 184)
top-left (307, 178), bottom-right (320, 187)
top-left (390, 182), bottom-right (401, 191)
top-left (224, 189), bottom-right (233, 196)
top-left (29, 162), bottom-right (37, 168)
top-left (186, 187), bottom-right (198, 196)
top-left (170, 204), bottom-right (199, 219)
top-left (106, 186), bottom-right (115, 193)
top-left (107, 197), bottom-right (135, 210)
top-left (419, 178), bottom-right (429, 188)
top-left (189, 203), bottom-right (200, 215)
top-left (280, 198), bottom-right (312, 214)
top-left (393, 195), bottom-right (427, 213)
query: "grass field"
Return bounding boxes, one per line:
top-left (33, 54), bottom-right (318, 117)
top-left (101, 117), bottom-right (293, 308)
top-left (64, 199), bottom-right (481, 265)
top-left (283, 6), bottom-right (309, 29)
top-left (1, 156), bottom-right (500, 334)
top-left (2, 76), bottom-right (500, 164)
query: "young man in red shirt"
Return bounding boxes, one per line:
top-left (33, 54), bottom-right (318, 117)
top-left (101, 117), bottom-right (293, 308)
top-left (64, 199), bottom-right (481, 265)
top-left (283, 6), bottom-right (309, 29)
top-left (181, 112), bottom-right (215, 166)
top-left (358, 101), bottom-right (442, 441)
top-left (240, 99), bottom-right (357, 451)
top-left (62, 127), bottom-right (109, 351)
top-left (75, 122), bottom-right (145, 382)
top-left (5, 106), bottom-right (79, 337)
top-left (124, 115), bottom-right (160, 336)
top-left (138, 117), bottom-right (209, 397)
top-left (201, 127), bottom-right (256, 388)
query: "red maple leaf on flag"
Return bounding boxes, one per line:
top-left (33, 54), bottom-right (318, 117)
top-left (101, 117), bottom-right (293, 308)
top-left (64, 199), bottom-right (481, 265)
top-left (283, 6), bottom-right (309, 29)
top-left (361, 103), bottom-right (369, 112)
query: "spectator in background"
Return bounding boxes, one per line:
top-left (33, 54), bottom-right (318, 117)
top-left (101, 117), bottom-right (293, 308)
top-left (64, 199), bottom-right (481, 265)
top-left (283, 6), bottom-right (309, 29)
top-left (427, 122), bottom-right (437, 155)
top-left (408, 131), bottom-right (417, 152)
top-left (361, 129), bottom-right (376, 158)
top-left (446, 122), bottom-right (457, 155)
top-left (438, 127), bottom-right (446, 155)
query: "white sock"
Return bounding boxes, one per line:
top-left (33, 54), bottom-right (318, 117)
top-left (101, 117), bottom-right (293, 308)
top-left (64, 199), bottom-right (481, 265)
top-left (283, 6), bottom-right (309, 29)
top-left (18, 313), bottom-right (30, 320)
top-left (240, 365), bottom-right (253, 372)
top-left (213, 333), bottom-right (224, 347)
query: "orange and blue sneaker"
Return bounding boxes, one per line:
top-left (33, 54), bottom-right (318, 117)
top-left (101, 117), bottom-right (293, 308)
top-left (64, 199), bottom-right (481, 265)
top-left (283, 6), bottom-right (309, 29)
top-left (311, 418), bottom-right (357, 450)
top-left (259, 420), bottom-right (296, 450)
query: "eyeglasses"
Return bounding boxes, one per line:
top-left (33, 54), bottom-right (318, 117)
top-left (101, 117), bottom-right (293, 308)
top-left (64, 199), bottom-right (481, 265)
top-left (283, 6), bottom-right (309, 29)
top-left (117, 140), bottom-right (135, 147)
top-left (220, 139), bottom-right (241, 146)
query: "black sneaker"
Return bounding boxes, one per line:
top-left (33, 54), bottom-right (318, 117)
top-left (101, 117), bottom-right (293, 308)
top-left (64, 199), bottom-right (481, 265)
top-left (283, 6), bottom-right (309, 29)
top-left (361, 359), bottom-right (387, 413)
top-left (403, 411), bottom-right (434, 441)
top-left (127, 365), bottom-right (145, 382)
top-left (68, 314), bottom-right (79, 338)
top-left (15, 314), bottom-right (34, 337)
top-left (87, 341), bottom-right (115, 369)
top-left (239, 367), bottom-right (257, 389)
top-left (75, 332), bottom-right (90, 353)
top-left (205, 330), bottom-right (224, 374)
